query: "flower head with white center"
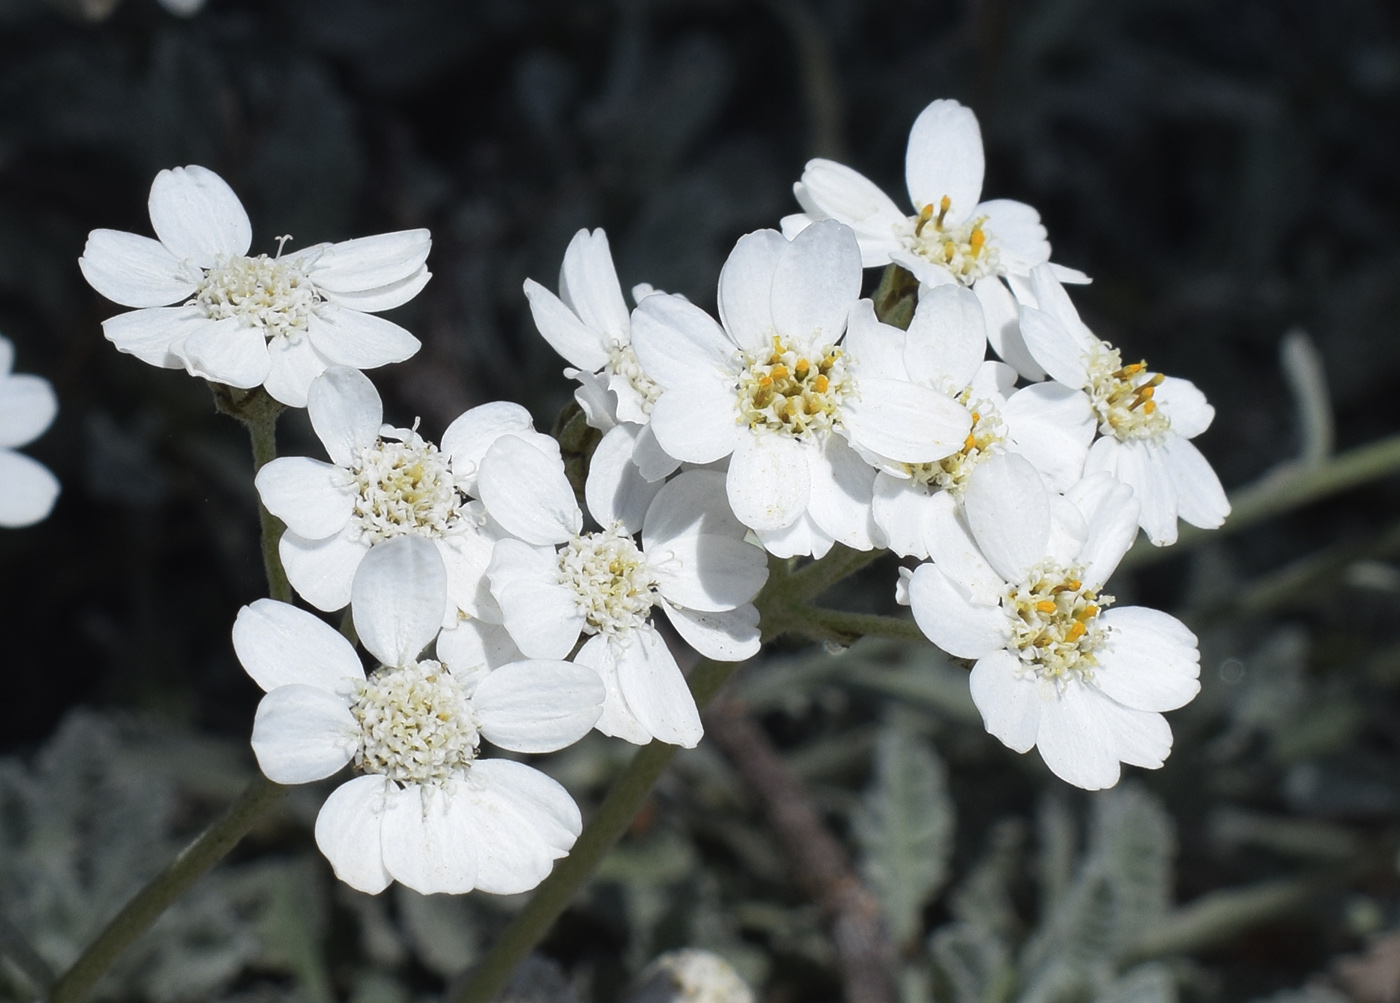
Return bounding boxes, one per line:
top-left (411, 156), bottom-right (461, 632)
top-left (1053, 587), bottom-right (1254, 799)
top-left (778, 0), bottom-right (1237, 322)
top-left (233, 535), bottom-right (605, 895)
top-left (901, 453), bottom-right (1201, 790)
top-left (79, 165), bottom-right (431, 407)
top-left (1016, 263), bottom-right (1230, 546)
top-left (629, 220), bottom-right (973, 559)
top-left (779, 99), bottom-right (1090, 381)
top-left (0, 335), bottom-right (60, 528)
top-left (476, 434), bottom-right (768, 747)
top-left (254, 365), bottom-right (559, 623)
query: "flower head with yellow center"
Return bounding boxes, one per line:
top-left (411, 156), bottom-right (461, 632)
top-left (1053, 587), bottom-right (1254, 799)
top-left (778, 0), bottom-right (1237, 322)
top-left (1084, 346), bottom-right (1171, 442)
top-left (901, 196), bottom-right (1000, 286)
top-left (1003, 562), bottom-right (1113, 685)
top-left (737, 336), bottom-right (848, 438)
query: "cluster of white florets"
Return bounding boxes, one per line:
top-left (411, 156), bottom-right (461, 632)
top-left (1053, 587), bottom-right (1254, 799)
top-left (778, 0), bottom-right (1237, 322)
top-left (908, 399), bottom-right (1004, 492)
top-left (195, 253), bottom-right (319, 341)
top-left (902, 201), bottom-right (1000, 285)
top-left (1003, 563), bottom-right (1112, 683)
top-left (349, 433), bottom-right (462, 543)
top-left (1085, 346), bottom-right (1172, 441)
top-left (736, 338), bottom-right (848, 437)
top-left (558, 524), bottom-right (658, 635)
top-left (351, 659), bottom-right (480, 786)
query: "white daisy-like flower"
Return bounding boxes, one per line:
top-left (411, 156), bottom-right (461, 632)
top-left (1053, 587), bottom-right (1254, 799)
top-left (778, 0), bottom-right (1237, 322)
top-left (233, 535), bottom-right (604, 895)
top-left (781, 98), bottom-right (1088, 380)
top-left (902, 453), bottom-right (1201, 790)
top-left (628, 220), bottom-right (972, 558)
top-left (476, 435), bottom-right (768, 748)
top-left (0, 336), bottom-right (60, 528)
top-left (79, 165), bottom-right (430, 407)
top-left (1016, 264), bottom-right (1230, 546)
top-left (861, 286), bottom-right (1096, 559)
top-left (254, 365), bottom-right (556, 622)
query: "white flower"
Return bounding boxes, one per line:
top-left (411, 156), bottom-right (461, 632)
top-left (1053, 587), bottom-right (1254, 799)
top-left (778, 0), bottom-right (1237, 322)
top-left (629, 220), bottom-right (971, 558)
top-left (903, 453), bottom-right (1201, 790)
top-left (0, 336), bottom-right (59, 528)
top-left (781, 98), bottom-right (1089, 380)
top-left (477, 435), bottom-right (768, 748)
top-left (254, 365), bottom-right (554, 622)
top-left (233, 535), bottom-right (604, 895)
top-left (1016, 264), bottom-right (1230, 546)
top-left (853, 286), bottom-right (1096, 559)
top-left (79, 165), bottom-right (430, 407)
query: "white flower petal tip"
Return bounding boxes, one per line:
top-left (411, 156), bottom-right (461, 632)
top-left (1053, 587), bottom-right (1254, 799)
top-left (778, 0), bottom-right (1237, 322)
top-left (0, 348), bottom-right (60, 527)
top-left (351, 535), bottom-right (449, 668)
top-left (82, 165), bottom-right (430, 402)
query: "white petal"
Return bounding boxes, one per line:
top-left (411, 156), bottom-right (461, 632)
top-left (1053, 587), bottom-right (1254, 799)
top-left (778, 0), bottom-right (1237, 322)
top-left (280, 524), bottom-right (366, 612)
top-left (647, 377), bottom-right (741, 464)
top-left (352, 536), bottom-right (448, 667)
top-left (436, 618), bottom-right (523, 672)
top-left (968, 650), bottom-right (1042, 753)
top-left (0, 375), bottom-right (56, 449)
top-left (661, 602), bottom-right (761, 661)
top-left (630, 293), bottom-right (736, 390)
top-left (102, 306), bottom-right (205, 368)
top-left (908, 563), bottom-right (1007, 659)
top-left (488, 538), bottom-right (586, 659)
top-left (315, 775), bottom-right (393, 894)
top-left (1018, 307), bottom-right (1089, 389)
top-left (147, 165), bottom-right (252, 267)
top-left (307, 229), bottom-right (432, 294)
top-left (441, 401), bottom-right (551, 496)
top-left (1034, 683), bottom-right (1122, 790)
top-left (633, 422), bottom-right (682, 481)
top-left (0, 450), bottom-right (58, 527)
top-left (463, 761), bottom-right (578, 893)
top-left (381, 784), bottom-right (478, 894)
top-left (1065, 473), bottom-right (1139, 588)
top-left (613, 629), bottom-right (704, 748)
top-left (755, 512), bottom-right (832, 559)
top-left (470, 758), bottom-right (582, 854)
top-left (871, 473), bottom-right (932, 559)
top-left (571, 368), bottom-right (619, 431)
top-left (770, 220), bottom-right (861, 349)
top-left (718, 229), bottom-right (787, 352)
top-left (523, 278), bottom-right (610, 371)
top-left (319, 267), bottom-right (431, 314)
top-left (905, 99), bottom-right (984, 224)
top-left (0, 337), bottom-right (11, 376)
top-left (1157, 376), bottom-right (1215, 439)
top-left (969, 359), bottom-right (1018, 399)
top-left (263, 335), bottom-right (331, 408)
top-left (558, 228), bottom-right (630, 348)
top-left (586, 423), bottom-right (663, 533)
top-left (232, 598), bottom-right (364, 693)
top-left (923, 490), bottom-right (1006, 604)
top-left (796, 159), bottom-right (907, 266)
top-left (477, 434), bottom-right (582, 545)
top-left (963, 453), bottom-right (1051, 584)
top-left (183, 317), bottom-right (270, 389)
top-left (843, 300), bottom-right (909, 381)
top-left (905, 284), bottom-right (987, 391)
top-left (309, 304), bottom-right (420, 369)
top-left (1094, 607), bottom-right (1201, 712)
top-left (1160, 434), bottom-right (1230, 530)
top-left (307, 366), bottom-right (383, 467)
top-left (805, 433), bottom-right (876, 550)
top-left (976, 199), bottom-right (1048, 273)
top-left (843, 377), bottom-right (970, 463)
top-left (1046, 493), bottom-right (1088, 567)
top-left (642, 468), bottom-right (747, 548)
top-left (727, 432), bottom-right (810, 532)
top-left (436, 529), bottom-right (499, 623)
top-left (573, 634), bottom-right (660, 744)
top-left (1092, 695), bottom-right (1174, 771)
top-left (650, 530), bottom-right (767, 612)
top-left (972, 276), bottom-right (1045, 381)
top-left (1117, 439), bottom-right (1180, 546)
top-left (473, 659), bottom-right (604, 752)
top-left (1001, 383), bottom-right (1095, 492)
top-left (79, 229), bottom-right (195, 307)
top-left (251, 684), bottom-right (357, 783)
top-left (255, 456), bottom-right (354, 540)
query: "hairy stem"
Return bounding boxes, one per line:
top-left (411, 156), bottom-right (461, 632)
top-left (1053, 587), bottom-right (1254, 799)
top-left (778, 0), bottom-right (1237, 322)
top-left (48, 777), bottom-right (288, 1003)
top-left (446, 657), bottom-right (740, 1003)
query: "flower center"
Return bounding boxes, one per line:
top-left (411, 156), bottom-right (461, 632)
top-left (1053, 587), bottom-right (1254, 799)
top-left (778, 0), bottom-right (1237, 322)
top-left (903, 196), bottom-right (999, 285)
top-left (737, 336), bottom-right (848, 438)
top-left (1003, 562), bottom-right (1113, 682)
top-left (1084, 345), bottom-right (1171, 441)
top-left (906, 399), bottom-right (1003, 492)
top-left (351, 432), bottom-right (463, 543)
top-left (558, 524), bottom-right (657, 635)
top-left (194, 253), bottom-right (319, 341)
top-left (351, 659), bottom-right (480, 786)
top-left (607, 343), bottom-right (662, 414)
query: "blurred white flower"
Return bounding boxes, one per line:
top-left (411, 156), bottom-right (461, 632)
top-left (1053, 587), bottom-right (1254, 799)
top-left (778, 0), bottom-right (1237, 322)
top-left (79, 165), bottom-right (430, 407)
top-left (0, 335), bottom-right (59, 528)
top-left (234, 535), bottom-right (604, 895)
top-left (477, 436), bottom-right (767, 748)
top-left (904, 454), bottom-right (1201, 790)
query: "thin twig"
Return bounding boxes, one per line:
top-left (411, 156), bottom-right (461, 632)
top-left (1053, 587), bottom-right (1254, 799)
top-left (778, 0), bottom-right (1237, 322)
top-left (704, 697), bottom-right (894, 1003)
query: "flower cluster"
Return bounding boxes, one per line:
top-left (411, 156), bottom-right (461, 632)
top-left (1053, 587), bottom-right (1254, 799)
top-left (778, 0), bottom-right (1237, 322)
top-left (80, 100), bottom-right (1230, 893)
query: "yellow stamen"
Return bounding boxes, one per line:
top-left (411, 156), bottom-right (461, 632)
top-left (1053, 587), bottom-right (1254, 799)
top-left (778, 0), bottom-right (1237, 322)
top-left (770, 365), bottom-right (789, 381)
top-left (962, 432), bottom-right (977, 453)
top-left (936, 194), bottom-right (951, 226)
top-left (814, 374), bottom-right (829, 393)
top-left (969, 225), bottom-right (985, 257)
top-left (795, 359), bottom-right (810, 378)
top-left (914, 203), bottom-right (934, 237)
top-left (758, 375), bottom-right (773, 387)
top-left (1067, 621), bottom-right (1087, 641)
top-left (1035, 600), bottom-right (1058, 613)
top-left (1077, 604), bottom-right (1099, 619)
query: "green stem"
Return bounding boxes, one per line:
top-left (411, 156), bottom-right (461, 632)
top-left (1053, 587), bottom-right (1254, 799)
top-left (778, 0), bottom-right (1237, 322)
top-left (243, 405), bottom-right (292, 604)
top-left (787, 607), bottom-right (928, 646)
top-left (785, 544), bottom-right (884, 604)
top-left (1121, 431), bottom-right (1400, 570)
top-left (48, 777), bottom-right (288, 1003)
top-left (446, 657), bottom-right (740, 1003)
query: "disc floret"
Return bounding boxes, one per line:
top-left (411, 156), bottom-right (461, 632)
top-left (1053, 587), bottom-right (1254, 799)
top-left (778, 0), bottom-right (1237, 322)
top-left (907, 398), bottom-right (1003, 492)
top-left (351, 659), bottom-right (480, 786)
top-left (194, 252), bottom-right (319, 341)
top-left (904, 196), bottom-right (1000, 285)
top-left (607, 342), bottom-right (662, 414)
top-left (1004, 562), bottom-right (1113, 683)
top-left (1085, 344), bottom-right (1171, 441)
top-left (350, 432), bottom-right (464, 543)
top-left (737, 336), bottom-right (848, 437)
top-left (558, 523), bottom-right (658, 635)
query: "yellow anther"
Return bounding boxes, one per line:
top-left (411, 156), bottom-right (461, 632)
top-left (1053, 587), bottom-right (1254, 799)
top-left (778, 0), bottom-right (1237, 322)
top-left (944, 240), bottom-right (956, 260)
top-left (937, 194), bottom-right (951, 226)
top-left (770, 365), bottom-right (789, 381)
top-left (962, 432), bottom-right (977, 453)
top-left (1142, 400), bottom-right (1156, 414)
top-left (814, 374), bottom-right (829, 393)
top-left (969, 225), bottom-right (985, 257)
top-left (1035, 600), bottom-right (1058, 613)
top-left (970, 411), bottom-right (980, 423)
top-left (1067, 621), bottom-right (1087, 641)
top-left (1148, 372), bottom-right (1165, 387)
top-left (758, 375), bottom-right (773, 387)
top-left (914, 203), bottom-right (935, 237)
top-left (1077, 604), bottom-right (1099, 619)
top-left (795, 359), bottom-right (810, 378)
